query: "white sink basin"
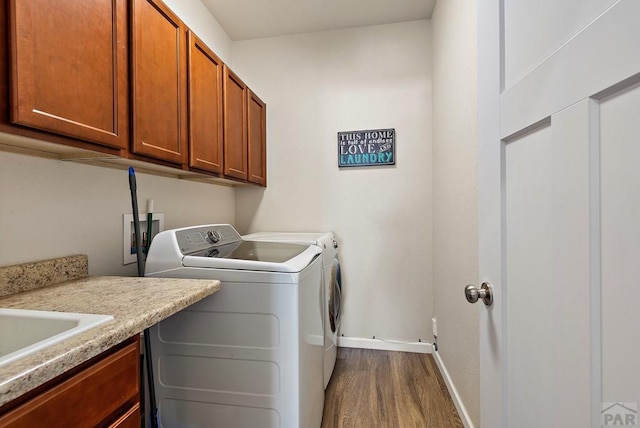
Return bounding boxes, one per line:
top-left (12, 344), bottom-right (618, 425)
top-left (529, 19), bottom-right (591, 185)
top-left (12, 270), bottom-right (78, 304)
top-left (0, 308), bottom-right (114, 368)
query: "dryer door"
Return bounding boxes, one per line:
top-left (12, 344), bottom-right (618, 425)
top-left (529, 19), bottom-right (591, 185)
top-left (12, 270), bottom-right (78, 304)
top-left (329, 258), bottom-right (342, 333)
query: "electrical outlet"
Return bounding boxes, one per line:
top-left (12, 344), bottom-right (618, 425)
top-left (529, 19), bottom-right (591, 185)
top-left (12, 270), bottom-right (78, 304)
top-left (122, 213), bottom-right (164, 265)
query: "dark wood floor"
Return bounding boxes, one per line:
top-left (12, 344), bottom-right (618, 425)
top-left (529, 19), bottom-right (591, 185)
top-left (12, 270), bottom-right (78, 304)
top-left (321, 348), bottom-right (464, 428)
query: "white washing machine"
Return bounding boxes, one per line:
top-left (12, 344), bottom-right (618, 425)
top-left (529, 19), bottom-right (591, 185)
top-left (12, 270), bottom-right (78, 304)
top-left (243, 231), bottom-right (342, 388)
top-left (145, 224), bottom-right (324, 428)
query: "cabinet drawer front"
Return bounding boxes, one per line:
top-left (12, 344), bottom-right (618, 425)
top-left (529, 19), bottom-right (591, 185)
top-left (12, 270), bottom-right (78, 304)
top-left (107, 403), bottom-right (140, 428)
top-left (0, 340), bottom-right (140, 428)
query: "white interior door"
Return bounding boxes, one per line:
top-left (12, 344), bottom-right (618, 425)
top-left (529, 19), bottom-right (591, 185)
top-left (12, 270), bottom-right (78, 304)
top-left (477, 1), bottom-right (640, 427)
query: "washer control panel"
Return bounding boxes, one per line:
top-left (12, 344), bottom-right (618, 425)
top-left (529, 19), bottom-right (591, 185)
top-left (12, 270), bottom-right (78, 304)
top-left (175, 224), bottom-right (242, 255)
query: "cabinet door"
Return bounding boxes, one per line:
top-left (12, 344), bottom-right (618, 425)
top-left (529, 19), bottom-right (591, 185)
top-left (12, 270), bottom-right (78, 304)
top-left (188, 31), bottom-right (224, 174)
top-left (223, 66), bottom-right (248, 180)
top-left (247, 89), bottom-right (267, 186)
top-left (9, 0), bottom-right (128, 149)
top-left (0, 338), bottom-right (139, 428)
top-left (131, 0), bottom-right (187, 165)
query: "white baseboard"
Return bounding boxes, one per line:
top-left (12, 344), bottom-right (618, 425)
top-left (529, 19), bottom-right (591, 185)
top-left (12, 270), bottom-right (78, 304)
top-left (337, 336), bottom-right (433, 353)
top-left (432, 350), bottom-right (475, 428)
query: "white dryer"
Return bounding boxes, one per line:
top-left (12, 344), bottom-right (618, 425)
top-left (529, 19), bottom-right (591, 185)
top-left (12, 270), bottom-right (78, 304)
top-left (145, 224), bottom-right (324, 428)
top-left (243, 231), bottom-right (342, 388)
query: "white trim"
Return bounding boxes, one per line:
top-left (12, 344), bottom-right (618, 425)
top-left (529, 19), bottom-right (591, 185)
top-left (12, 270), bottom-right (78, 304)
top-left (337, 336), bottom-right (432, 353)
top-left (588, 98), bottom-right (602, 428)
top-left (478, 0), bottom-right (505, 425)
top-left (500, 0), bottom-right (640, 138)
top-left (432, 350), bottom-right (475, 428)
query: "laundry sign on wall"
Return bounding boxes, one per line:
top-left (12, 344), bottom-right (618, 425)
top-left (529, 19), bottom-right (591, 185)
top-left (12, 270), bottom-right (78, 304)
top-left (338, 128), bottom-right (395, 167)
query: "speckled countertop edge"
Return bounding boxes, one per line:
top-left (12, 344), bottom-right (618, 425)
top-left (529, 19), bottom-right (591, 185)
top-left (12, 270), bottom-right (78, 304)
top-left (0, 276), bottom-right (220, 407)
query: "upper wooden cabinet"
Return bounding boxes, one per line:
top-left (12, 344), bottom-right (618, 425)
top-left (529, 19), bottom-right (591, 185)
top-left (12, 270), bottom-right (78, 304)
top-left (188, 31), bottom-right (224, 174)
top-left (131, 0), bottom-right (188, 165)
top-left (8, 0), bottom-right (129, 150)
top-left (2, 0), bottom-right (266, 186)
top-left (223, 66), bottom-right (248, 181)
top-left (247, 89), bottom-right (267, 186)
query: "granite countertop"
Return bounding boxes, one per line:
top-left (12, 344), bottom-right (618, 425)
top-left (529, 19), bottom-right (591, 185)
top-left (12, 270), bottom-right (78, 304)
top-left (0, 255), bottom-right (220, 407)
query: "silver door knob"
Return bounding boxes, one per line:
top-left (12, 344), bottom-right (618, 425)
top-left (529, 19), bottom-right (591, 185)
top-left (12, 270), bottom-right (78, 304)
top-left (464, 282), bottom-right (493, 306)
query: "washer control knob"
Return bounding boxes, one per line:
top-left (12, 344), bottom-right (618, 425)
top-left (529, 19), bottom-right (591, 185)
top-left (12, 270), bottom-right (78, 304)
top-left (207, 230), bottom-right (221, 244)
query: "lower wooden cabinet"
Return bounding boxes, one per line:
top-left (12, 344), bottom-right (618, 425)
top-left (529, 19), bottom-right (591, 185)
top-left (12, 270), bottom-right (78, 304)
top-left (107, 403), bottom-right (141, 428)
top-left (0, 336), bottom-right (140, 428)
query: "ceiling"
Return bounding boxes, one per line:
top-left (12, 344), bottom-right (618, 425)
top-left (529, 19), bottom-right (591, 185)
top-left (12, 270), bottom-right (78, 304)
top-left (200, 0), bottom-right (437, 41)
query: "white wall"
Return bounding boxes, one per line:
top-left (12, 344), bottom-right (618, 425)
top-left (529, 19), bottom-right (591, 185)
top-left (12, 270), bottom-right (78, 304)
top-left (232, 21), bottom-right (433, 342)
top-left (163, 0), bottom-right (233, 63)
top-left (0, 150), bottom-right (235, 275)
top-left (0, 3), bottom-right (236, 276)
top-left (432, 0), bottom-right (480, 426)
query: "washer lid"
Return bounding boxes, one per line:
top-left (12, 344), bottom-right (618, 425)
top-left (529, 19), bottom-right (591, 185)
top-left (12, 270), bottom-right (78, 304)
top-left (182, 241), bottom-right (321, 273)
top-left (242, 231), bottom-right (337, 260)
top-left (243, 232), bottom-right (327, 245)
top-left (189, 240), bottom-right (308, 263)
